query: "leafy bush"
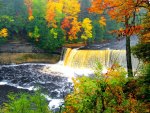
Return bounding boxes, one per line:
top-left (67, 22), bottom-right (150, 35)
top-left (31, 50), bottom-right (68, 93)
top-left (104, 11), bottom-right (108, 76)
top-left (11, 16), bottom-right (28, 35)
top-left (63, 63), bottom-right (147, 113)
top-left (38, 27), bottom-right (65, 52)
top-left (92, 20), bottom-right (104, 42)
top-left (0, 15), bottom-right (28, 37)
top-left (0, 16), bottom-right (14, 36)
top-left (136, 64), bottom-right (150, 102)
top-left (26, 17), bottom-right (65, 52)
top-left (0, 92), bottom-right (51, 113)
top-left (132, 43), bottom-right (150, 62)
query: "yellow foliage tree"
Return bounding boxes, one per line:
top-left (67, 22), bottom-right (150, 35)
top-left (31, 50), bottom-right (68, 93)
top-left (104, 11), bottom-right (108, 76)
top-left (81, 18), bottom-right (93, 41)
top-left (46, 0), bottom-right (63, 27)
top-left (62, 0), bottom-right (80, 18)
top-left (46, 0), bottom-right (81, 41)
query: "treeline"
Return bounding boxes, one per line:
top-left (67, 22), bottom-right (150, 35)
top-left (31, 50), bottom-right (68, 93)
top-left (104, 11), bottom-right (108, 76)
top-left (0, 0), bottom-right (122, 52)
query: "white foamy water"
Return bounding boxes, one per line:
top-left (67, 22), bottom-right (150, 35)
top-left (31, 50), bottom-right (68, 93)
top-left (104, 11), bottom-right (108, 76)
top-left (0, 80), bottom-right (36, 91)
top-left (48, 99), bottom-right (64, 110)
top-left (41, 94), bottom-right (64, 110)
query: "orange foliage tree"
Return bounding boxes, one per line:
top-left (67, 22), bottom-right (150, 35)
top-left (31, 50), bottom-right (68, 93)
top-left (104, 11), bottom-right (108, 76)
top-left (45, 0), bottom-right (56, 27)
top-left (89, 0), bottom-right (148, 77)
top-left (46, 0), bottom-right (64, 28)
top-left (46, 0), bottom-right (81, 41)
top-left (140, 5), bottom-right (150, 43)
top-left (132, 3), bottom-right (150, 62)
top-left (61, 17), bottom-right (81, 41)
top-left (68, 17), bottom-right (81, 40)
top-left (61, 0), bottom-right (81, 41)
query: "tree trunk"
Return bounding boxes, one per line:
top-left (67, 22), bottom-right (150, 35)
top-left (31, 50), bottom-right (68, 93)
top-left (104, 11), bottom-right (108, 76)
top-left (126, 36), bottom-right (133, 77)
top-left (125, 17), bottom-right (133, 77)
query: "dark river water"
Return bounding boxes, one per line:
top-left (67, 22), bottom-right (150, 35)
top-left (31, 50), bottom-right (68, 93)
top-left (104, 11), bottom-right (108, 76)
top-left (0, 63), bottom-right (73, 112)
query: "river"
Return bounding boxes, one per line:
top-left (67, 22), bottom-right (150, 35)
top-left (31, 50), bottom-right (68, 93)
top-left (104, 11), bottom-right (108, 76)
top-left (0, 63), bottom-right (75, 112)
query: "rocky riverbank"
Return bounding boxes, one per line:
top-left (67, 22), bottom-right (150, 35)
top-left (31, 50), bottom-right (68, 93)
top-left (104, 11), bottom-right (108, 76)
top-left (0, 53), bottom-right (60, 65)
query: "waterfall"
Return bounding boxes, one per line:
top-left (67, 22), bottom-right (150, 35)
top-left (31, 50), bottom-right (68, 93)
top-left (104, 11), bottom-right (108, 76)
top-left (63, 48), bottom-right (139, 70)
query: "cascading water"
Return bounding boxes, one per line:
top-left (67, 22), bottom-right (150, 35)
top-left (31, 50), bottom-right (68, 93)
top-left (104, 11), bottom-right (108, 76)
top-left (0, 48), bottom-right (139, 112)
top-left (63, 48), bottom-right (139, 70)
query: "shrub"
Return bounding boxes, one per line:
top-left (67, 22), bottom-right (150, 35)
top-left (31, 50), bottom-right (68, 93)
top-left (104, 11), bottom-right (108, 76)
top-left (26, 17), bottom-right (65, 52)
top-left (63, 63), bottom-right (147, 113)
top-left (0, 92), bottom-right (51, 113)
top-left (0, 15), bottom-right (27, 37)
top-left (132, 43), bottom-right (150, 62)
top-left (137, 64), bottom-right (150, 102)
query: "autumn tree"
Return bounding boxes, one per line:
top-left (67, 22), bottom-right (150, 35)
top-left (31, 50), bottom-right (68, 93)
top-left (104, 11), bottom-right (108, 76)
top-left (68, 17), bottom-right (81, 40)
top-left (60, 0), bottom-right (81, 41)
top-left (46, 0), bottom-right (57, 27)
top-left (61, 17), bottom-right (71, 40)
top-left (81, 18), bottom-right (93, 42)
top-left (62, 0), bottom-right (80, 18)
top-left (46, 0), bottom-right (64, 27)
top-left (132, 3), bottom-right (150, 62)
top-left (89, 0), bottom-right (148, 77)
top-left (64, 63), bottom-right (148, 112)
top-left (61, 17), bottom-right (81, 41)
top-left (140, 5), bottom-right (150, 43)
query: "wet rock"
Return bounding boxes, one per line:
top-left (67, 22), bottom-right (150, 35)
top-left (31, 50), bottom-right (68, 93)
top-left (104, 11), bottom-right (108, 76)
top-left (51, 91), bottom-right (59, 98)
top-left (20, 77), bottom-right (33, 83)
top-left (11, 79), bottom-right (18, 84)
